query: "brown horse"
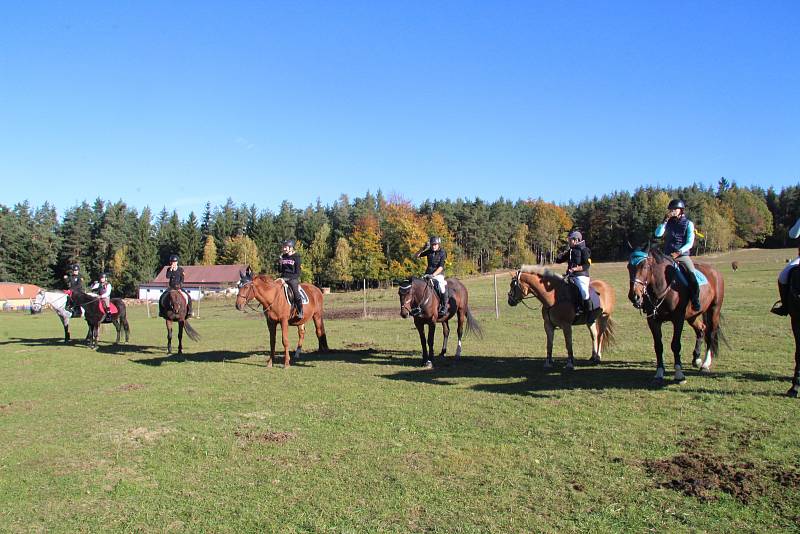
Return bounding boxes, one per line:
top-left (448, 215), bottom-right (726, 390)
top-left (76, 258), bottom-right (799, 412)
top-left (159, 290), bottom-right (200, 358)
top-left (781, 266), bottom-right (800, 397)
top-left (398, 276), bottom-right (482, 368)
top-left (235, 275), bottom-right (329, 367)
top-left (628, 247), bottom-right (725, 386)
top-left (67, 289), bottom-right (130, 349)
top-left (507, 266), bottom-right (616, 370)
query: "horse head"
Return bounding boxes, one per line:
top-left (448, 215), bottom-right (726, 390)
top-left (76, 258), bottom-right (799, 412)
top-left (398, 279), bottom-right (415, 318)
top-left (30, 290), bottom-right (45, 314)
top-left (235, 280), bottom-right (256, 311)
top-left (507, 271), bottom-right (526, 306)
top-left (628, 249), bottom-right (655, 309)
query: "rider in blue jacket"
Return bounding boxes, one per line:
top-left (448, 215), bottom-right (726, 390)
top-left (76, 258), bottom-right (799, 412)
top-left (655, 199), bottom-right (700, 311)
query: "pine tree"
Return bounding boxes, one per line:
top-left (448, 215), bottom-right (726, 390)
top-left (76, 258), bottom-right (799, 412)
top-left (180, 212), bottom-right (202, 265)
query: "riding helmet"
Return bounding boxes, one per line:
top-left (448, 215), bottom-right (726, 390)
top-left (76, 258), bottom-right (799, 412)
top-left (667, 199), bottom-right (686, 210)
top-left (71, 263), bottom-right (80, 272)
top-left (429, 236), bottom-right (442, 245)
top-left (283, 239), bottom-right (296, 248)
top-left (99, 273), bottom-right (108, 281)
top-left (568, 231), bottom-right (583, 241)
top-left (169, 254), bottom-right (179, 263)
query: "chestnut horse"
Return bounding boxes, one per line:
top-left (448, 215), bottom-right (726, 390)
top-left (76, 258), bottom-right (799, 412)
top-left (159, 290), bottom-right (200, 358)
top-left (398, 276), bottom-right (482, 368)
top-left (235, 275), bottom-right (329, 367)
top-left (507, 266), bottom-right (616, 370)
top-left (628, 247), bottom-right (725, 386)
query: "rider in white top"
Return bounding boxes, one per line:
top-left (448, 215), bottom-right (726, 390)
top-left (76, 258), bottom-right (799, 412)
top-left (772, 217), bottom-right (800, 315)
top-left (90, 273), bottom-right (112, 321)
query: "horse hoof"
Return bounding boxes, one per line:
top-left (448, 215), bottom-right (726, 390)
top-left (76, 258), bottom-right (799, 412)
top-left (692, 358), bottom-right (701, 368)
top-left (651, 377), bottom-right (665, 388)
top-left (675, 377), bottom-right (687, 385)
top-left (423, 360), bottom-right (433, 369)
top-left (438, 351), bottom-right (447, 358)
top-left (786, 388), bottom-right (798, 398)
top-left (543, 361), bottom-right (553, 370)
top-left (699, 367), bottom-right (711, 375)
top-left (565, 362), bottom-right (574, 371)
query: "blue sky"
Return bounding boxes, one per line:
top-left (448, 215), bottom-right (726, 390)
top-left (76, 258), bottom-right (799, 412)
top-left (1, 1), bottom-right (798, 217)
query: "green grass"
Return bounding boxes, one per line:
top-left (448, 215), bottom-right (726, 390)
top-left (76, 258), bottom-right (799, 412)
top-left (1, 249), bottom-right (799, 532)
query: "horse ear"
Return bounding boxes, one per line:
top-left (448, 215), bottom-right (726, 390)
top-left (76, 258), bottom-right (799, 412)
top-left (625, 239), bottom-right (633, 252)
top-left (643, 241), bottom-right (651, 253)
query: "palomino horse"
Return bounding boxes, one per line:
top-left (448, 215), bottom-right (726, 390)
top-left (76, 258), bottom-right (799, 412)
top-left (507, 266), bottom-right (616, 370)
top-left (628, 247), bottom-right (725, 386)
top-left (398, 276), bottom-right (482, 368)
top-left (66, 289), bottom-right (130, 349)
top-left (159, 290), bottom-right (200, 358)
top-left (31, 290), bottom-right (83, 342)
top-left (235, 275), bottom-right (329, 367)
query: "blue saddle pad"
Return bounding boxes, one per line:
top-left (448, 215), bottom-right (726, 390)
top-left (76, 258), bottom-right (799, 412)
top-left (671, 265), bottom-right (708, 287)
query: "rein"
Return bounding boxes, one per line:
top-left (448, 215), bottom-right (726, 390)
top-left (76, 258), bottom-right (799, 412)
top-left (633, 261), bottom-right (672, 318)
top-left (239, 283), bottom-right (267, 313)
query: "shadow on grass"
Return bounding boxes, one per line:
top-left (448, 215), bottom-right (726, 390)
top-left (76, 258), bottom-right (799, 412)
top-left (130, 349), bottom-right (262, 366)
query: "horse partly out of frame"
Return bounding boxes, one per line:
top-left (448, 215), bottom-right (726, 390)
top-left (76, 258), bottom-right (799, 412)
top-left (507, 266), bottom-right (616, 370)
top-left (159, 290), bottom-right (200, 358)
top-left (31, 290), bottom-right (84, 342)
top-left (781, 267), bottom-right (800, 397)
top-left (398, 276), bottom-right (482, 368)
top-left (235, 275), bottom-right (329, 367)
top-left (628, 246), bottom-right (726, 386)
top-left (66, 289), bottom-right (130, 349)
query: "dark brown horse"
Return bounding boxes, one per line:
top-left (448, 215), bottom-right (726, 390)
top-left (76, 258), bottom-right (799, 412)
top-left (159, 290), bottom-right (200, 358)
top-left (628, 247), bottom-right (725, 386)
top-left (235, 275), bottom-right (329, 367)
top-left (67, 289), bottom-right (130, 349)
top-left (398, 276), bottom-right (482, 368)
top-left (507, 266), bottom-right (616, 369)
top-left (781, 266), bottom-right (800, 397)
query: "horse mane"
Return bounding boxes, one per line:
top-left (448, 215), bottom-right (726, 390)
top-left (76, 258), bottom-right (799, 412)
top-left (519, 264), bottom-right (563, 282)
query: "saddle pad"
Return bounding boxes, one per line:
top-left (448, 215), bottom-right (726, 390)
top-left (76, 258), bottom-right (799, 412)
top-left (283, 285), bottom-right (309, 305)
top-left (672, 266), bottom-right (709, 287)
top-left (99, 301), bottom-right (119, 314)
top-left (588, 286), bottom-right (601, 310)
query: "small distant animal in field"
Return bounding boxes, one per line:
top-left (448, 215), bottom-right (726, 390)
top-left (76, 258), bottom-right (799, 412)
top-left (731, 261), bottom-right (739, 272)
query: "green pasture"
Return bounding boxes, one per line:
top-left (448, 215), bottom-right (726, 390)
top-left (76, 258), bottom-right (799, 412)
top-left (1, 249), bottom-right (798, 532)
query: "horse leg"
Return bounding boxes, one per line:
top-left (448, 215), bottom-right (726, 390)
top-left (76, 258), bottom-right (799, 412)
top-left (701, 304), bottom-right (720, 373)
top-left (280, 319), bottom-right (291, 367)
top-left (114, 319), bottom-right (121, 344)
top-left (789, 314), bottom-right (800, 397)
top-left (688, 315), bottom-right (706, 369)
top-left (648, 318), bottom-right (666, 386)
top-left (427, 323), bottom-right (436, 364)
top-left (439, 320), bottom-right (450, 357)
top-left (455, 309), bottom-right (465, 358)
top-left (177, 321), bottom-right (184, 356)
top-left (414, 318), bottom-right (429, 366)
top-left (266, 319), bottom-right (277, 368)
top-left (671, 319), bottom-right (686, 384)
top-left (587, 321), bottom-right (600, 364)
top-left (313, 313), bottom-right (329, 352)
top-left (564, 324), bottom-right (575, 371)
top-left (166, 320), bottom-right (173, 354)
top-left (294, 323), bottom-right (306, 362)
top-left (543, 314), bottom-right (555, 370)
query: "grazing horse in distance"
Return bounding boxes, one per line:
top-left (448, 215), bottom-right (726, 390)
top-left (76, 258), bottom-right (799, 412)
top-left (507, 265), bottom-right (616, 370)
top-left (235, 274), bottom-right (329, 367)
top-left (67, 289), bottom-right (130, 349)
top-left (731, 261), bottom-right (739, 272)
top-left (398, 276), bottom-right (482, 369)
top-left (628, 246), bottom-right (726, 386)
top-left (159, 289), bottom-right (200, 358)
top-left (31, 289), bottom-right (83, 342)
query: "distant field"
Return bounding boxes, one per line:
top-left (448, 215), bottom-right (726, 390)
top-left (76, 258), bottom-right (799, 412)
top-left (1, 248), bottom-right (799, 532)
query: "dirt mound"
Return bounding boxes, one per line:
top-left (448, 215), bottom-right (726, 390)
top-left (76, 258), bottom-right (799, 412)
top-left (646, 452), bottom-right (761, 503)
top-left (235, 428), bottom-right (295, 444)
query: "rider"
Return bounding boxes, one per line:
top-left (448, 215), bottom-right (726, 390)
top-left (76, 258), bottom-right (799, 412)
top-left (655, 199), bottom-right (701, 311)
top-left (278, 239), bottom-right (304, 320)
top-left (416, 236), bottom-right (448, 317)
top-left (556, 231), bottom-right (592, 317)
top-left (90, 273), bottom-right (112, 322)
top-left (160, 254), bottom-right (192, 318)
top-left (63, 263), bottom-right (84, 316)
top-left (771, 217), bottom-right (800, 315)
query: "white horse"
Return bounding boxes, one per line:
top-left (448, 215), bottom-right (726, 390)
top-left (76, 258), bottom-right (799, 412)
top-left (30, 290), bottom-right (85, 342)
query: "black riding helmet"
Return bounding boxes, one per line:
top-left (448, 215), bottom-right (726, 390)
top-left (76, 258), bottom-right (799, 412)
top-left (668, 199), bottom-right (686, 210)
top-left (169, 254), bottom-right (179, 263)
top-left (429, 236), bottom-right (442, 246)
top-left (283, 239), bottom-right (296, 249)
top-left (71, 263), bottom-right (80, 272)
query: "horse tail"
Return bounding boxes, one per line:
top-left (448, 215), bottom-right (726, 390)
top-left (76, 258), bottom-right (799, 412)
top-left (707, 312), bottom-right (730, 357)
top-left (464, 306), bottom-right (483, 339)
top-left (183, 320), bottom-right (201, 342)
top-left (599, 315), bottom-right (616, 353)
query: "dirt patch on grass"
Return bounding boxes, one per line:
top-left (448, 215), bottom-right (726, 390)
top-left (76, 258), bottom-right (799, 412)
top-left (0, 400), bottom-right (35, 415)
top-left (110, 427), bottom-right (172, 447)
top-left (112, 383), bottom-right (145, 392)
top-left (235, 426), bottom-right (295, 445)
top-left (645, 425), bottom-right (793, 504)
top-left (344, 342), bottom-right (371, 349)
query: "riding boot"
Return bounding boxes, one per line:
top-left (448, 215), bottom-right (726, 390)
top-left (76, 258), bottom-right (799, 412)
top-left (186, 297), bottom-right (193, 318)
top-left (688, 273), bottom-right (701, 311)
top-left (582, 298), bottom-right (592, 315)
top-left (295, 298), bottom-right (304, 320)
top-left (438, 293), bottom-right (447, 316)
top-left (771, 282), bottom-right (790, 316)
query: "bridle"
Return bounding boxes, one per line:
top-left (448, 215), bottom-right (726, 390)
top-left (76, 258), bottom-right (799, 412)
top-left (238, 281), bottom-right (268, 313)
top-left (399, 278), bottom-right (432, 317)
top-left (508, 271), bottom-right (541, 311)
top-left (631, 257), bottom-right (671, 318)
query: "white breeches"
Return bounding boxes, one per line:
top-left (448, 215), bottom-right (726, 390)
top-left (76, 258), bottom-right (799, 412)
top-left (572, 276), bottom-right (590, 300)
top-left (432, 274), bottom-right (446, 293)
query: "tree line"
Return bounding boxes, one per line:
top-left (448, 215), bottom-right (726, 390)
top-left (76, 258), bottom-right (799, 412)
top-left (1, 179), bottom-right (796, 297)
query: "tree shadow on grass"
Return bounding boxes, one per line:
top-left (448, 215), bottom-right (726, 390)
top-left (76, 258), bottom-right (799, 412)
top-left (129, 349), bottom-right (261, 366)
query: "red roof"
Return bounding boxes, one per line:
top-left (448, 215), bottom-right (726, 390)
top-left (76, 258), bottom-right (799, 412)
top-left (0, 282), bottom-right (42, 300)
top-left (145, 264), bottom-right (248, 288)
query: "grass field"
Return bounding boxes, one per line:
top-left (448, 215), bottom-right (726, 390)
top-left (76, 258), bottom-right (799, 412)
top-left (1, 248), bottom-right (799, 532)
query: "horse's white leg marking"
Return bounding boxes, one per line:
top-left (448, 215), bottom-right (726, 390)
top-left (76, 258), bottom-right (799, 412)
top-left (654, 367), bottom-right (665, 380)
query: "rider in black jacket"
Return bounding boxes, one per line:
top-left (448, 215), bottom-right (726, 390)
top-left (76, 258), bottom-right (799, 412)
top-left (63, 263), bottom-right (84, 316)
top-left (160, 254), bottom-right (192, 317)
top-left (278, 239), bottom-right (304, 319)
top-left (416, 236), bottom-right (448, 316)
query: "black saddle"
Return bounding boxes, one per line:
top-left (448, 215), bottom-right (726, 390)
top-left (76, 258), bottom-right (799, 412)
top-left (565, 277), bottom-right (601, 325)
top-left (283, 284), bottom-right (309, 305)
